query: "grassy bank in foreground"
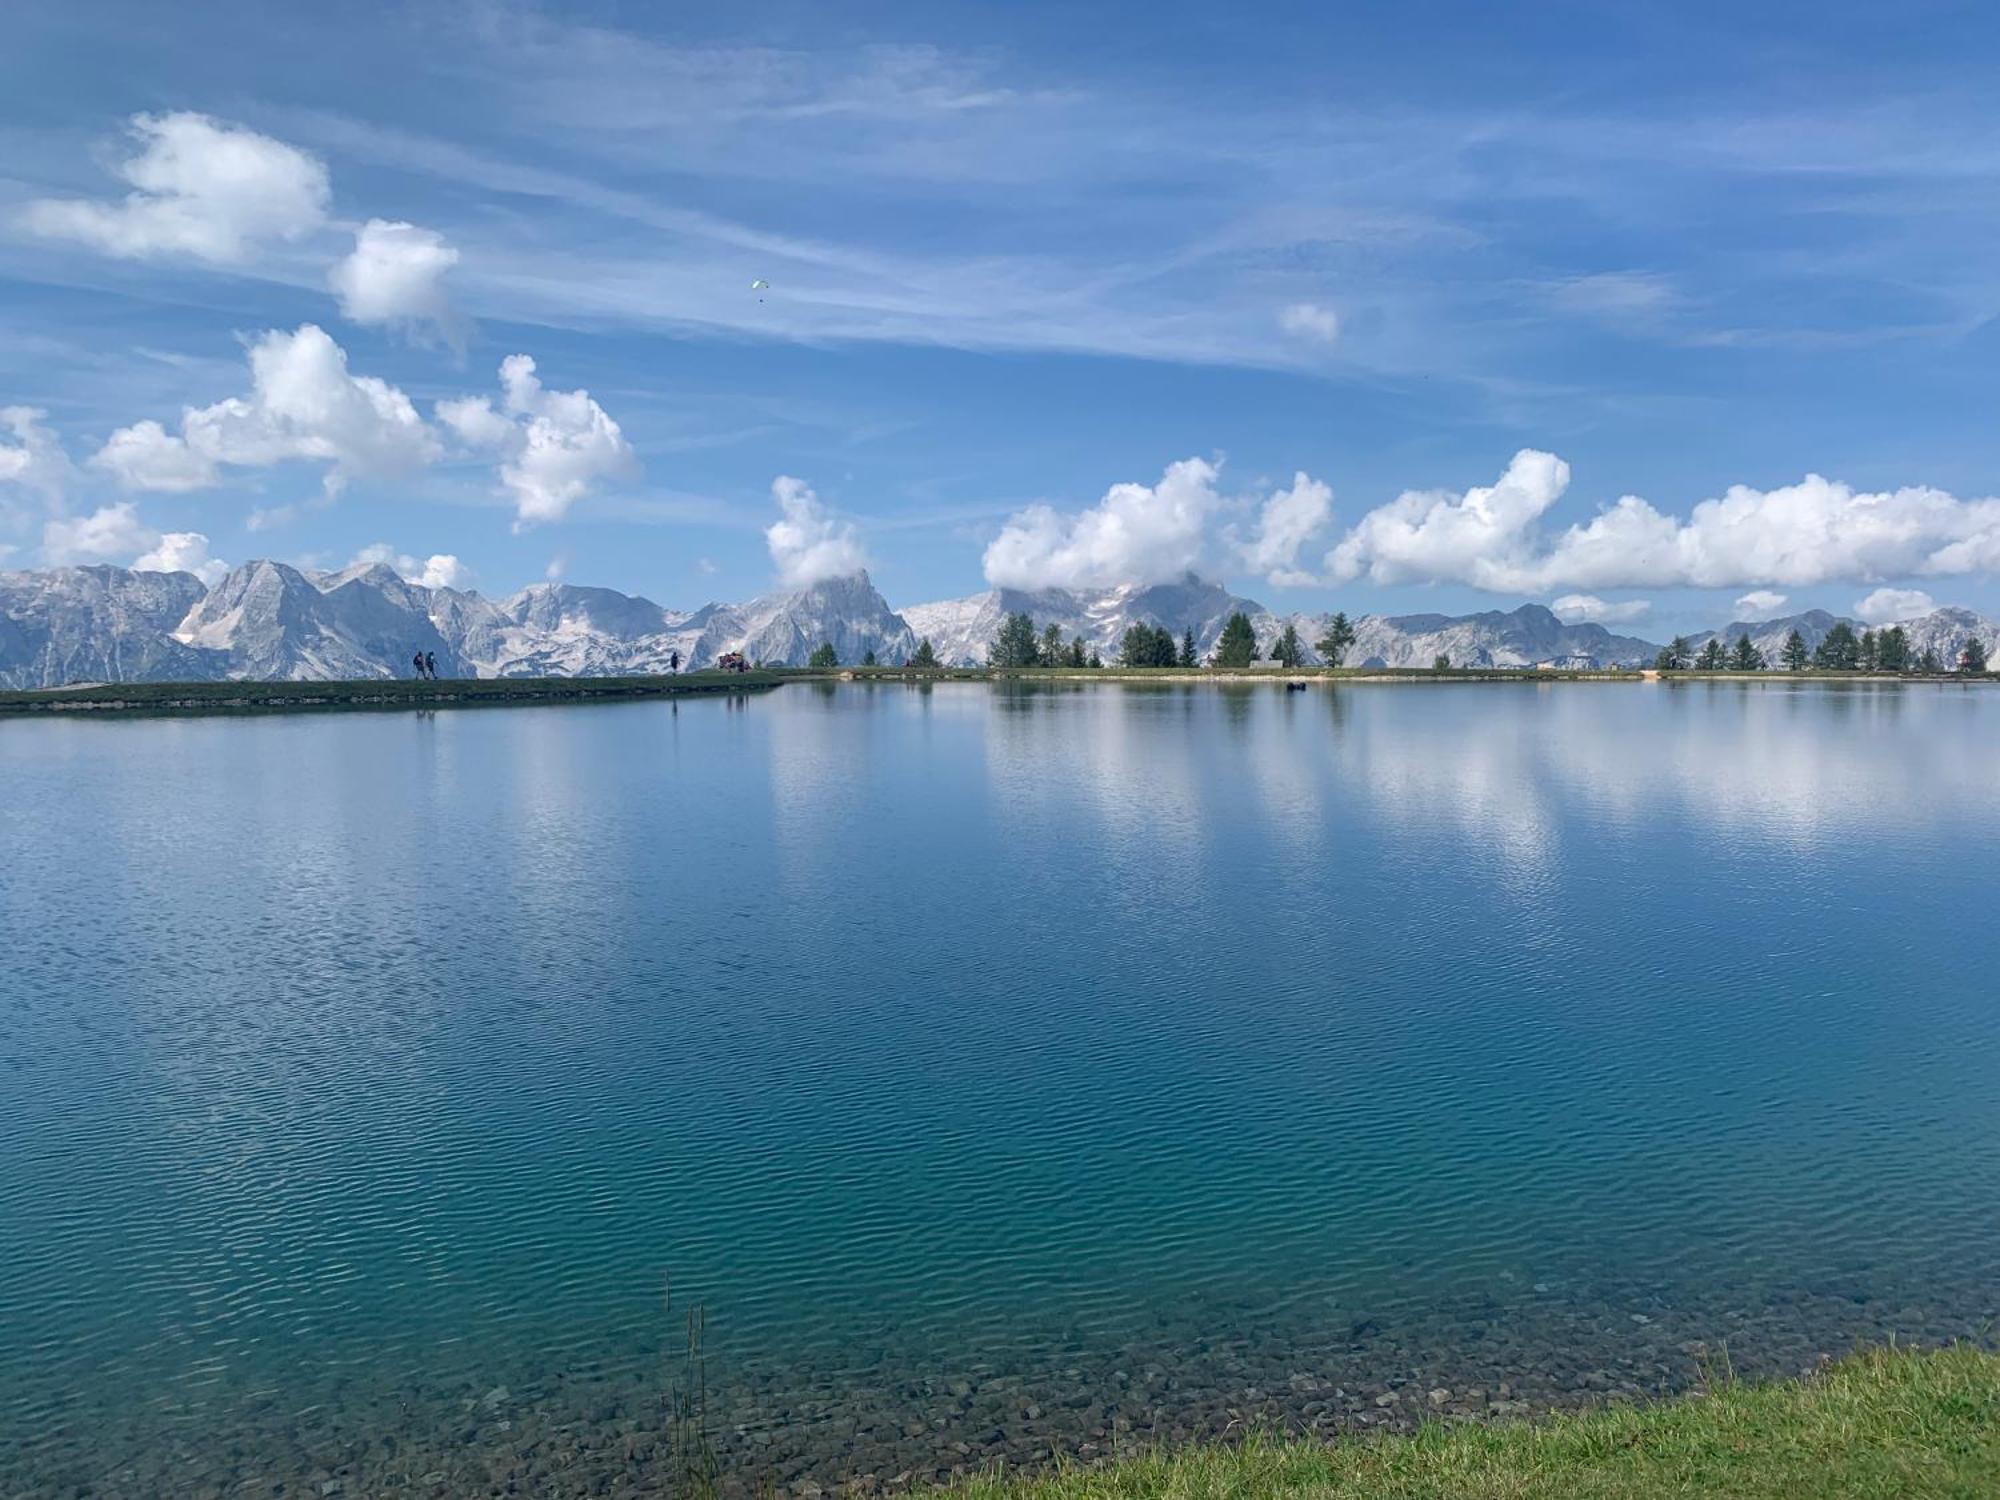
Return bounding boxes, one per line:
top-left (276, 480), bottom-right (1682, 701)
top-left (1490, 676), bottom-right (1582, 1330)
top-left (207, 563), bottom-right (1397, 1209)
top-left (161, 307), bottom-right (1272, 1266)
top-left (0, 670), bottom-right (788, 714)
top-left (938, 1347), bottom-right (1999, 1500)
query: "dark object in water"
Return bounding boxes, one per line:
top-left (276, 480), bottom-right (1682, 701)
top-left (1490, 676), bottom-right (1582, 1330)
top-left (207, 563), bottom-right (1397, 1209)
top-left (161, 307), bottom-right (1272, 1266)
top-left (1286, 680), bottom-right (1308, 692)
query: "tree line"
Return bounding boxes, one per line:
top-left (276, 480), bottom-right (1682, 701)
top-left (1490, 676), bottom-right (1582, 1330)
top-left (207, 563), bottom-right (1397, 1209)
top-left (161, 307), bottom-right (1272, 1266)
top-left (987, 608), bottom-right (1365, 670)
top-left (1655, 622), bottom-right (1988, 675)
top-left (803, 638), bottom-right (943, 670)
top-left (989, 612), bottom-right (1104, 668)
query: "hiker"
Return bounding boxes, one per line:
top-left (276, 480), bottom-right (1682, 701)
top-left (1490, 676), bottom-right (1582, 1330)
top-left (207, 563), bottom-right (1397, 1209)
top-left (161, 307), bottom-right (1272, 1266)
top-left (670, 649), bottom-right (681, 674)
top-left (413, 650), bottom-right (427, 680)
top-left (425, 650), bottom-right (438, 680)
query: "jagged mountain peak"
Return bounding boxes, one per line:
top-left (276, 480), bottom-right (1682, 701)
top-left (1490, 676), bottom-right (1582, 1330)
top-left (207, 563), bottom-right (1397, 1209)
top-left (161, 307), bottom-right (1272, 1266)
top-left (503, 581), bottom-right (682, 640)
top-left (6, 558), bottom-right (1997, 686)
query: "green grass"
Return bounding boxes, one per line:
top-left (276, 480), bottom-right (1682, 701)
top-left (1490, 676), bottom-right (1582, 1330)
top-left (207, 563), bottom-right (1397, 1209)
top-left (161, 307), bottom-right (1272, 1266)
top-left (852, 666), bottom-right (1640, 682)
top-left (0, 669), bottom-right (789, 715)
top-left (7, 665), bottom-right (1988, 717)
top-left (936, 1347), bottom-right (2000, 1500)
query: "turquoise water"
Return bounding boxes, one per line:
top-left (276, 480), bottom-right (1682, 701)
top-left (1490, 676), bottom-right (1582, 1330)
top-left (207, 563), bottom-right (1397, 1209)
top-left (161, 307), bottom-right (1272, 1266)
top-left (2, 681), bottom-right (1998, 1492)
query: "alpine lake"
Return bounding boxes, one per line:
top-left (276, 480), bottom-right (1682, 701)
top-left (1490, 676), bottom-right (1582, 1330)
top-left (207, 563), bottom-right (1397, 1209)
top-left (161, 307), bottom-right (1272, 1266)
top-left (2, 678), bottom-right (1996, 1497)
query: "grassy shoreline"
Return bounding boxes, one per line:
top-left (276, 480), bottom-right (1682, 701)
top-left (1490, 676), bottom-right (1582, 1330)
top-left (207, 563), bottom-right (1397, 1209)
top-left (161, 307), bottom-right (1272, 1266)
top-left (931, 1346), bottom-right (1999, 1500)
top-left (0, 669), bottom-right (790, 716)
top-left (3, 665), bottom-right (1991, 718)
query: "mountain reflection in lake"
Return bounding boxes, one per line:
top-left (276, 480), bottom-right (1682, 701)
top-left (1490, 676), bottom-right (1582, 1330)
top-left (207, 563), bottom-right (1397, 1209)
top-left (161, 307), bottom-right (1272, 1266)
top-left (2, 680), bottom-right (1996, 1496)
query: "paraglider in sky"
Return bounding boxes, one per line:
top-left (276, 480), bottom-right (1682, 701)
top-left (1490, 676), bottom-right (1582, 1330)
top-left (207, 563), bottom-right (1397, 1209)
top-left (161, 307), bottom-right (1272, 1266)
top-left (751, 278), bottom-right (770, 302)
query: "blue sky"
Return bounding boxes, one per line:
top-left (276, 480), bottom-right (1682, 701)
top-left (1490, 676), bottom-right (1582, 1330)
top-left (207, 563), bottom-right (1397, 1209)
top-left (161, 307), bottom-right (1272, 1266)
top-left (4, 0), bottom-right (2000, 634)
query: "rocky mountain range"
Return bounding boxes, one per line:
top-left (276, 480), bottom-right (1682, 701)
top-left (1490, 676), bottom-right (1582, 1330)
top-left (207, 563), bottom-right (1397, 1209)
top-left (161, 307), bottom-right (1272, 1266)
top-left (903, 576), bottom-right (1263, 666)
top-left (1685, 607), bottom-right (2000, 668)
top-left (2, 560), bottom-right (1995, 687)
top-left (0, 562), bottom-right (914, 689)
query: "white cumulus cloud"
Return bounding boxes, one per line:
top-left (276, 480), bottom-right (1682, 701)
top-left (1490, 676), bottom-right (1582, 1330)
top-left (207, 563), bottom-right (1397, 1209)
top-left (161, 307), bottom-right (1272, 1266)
top-left (1230, 472), bottom-right (1334, 587)
top-left (91, 418), bottom-right (219, 492)
top-left (984, 457), bottom-right (1221, 591)
top-left (94, 325), bottom-right (439, 501)
top-left (438, 355), bottom-right (636, 527)
top-left (1279, 303), bottom-right (1340, 343)
top-left (39, 502), bottom-right (226, 584)
top-left (1327, 449), bottom-right (1571, 589)
top-left (41, 502), bottom-right (156, 566)
top-left (0, 406), bottom-right (75, 509)
top-left (1325, 452), bottom-right (2000, 594)
top-left (133, 531), bottom-right (228, 586)
top-left (766, 476), bottom-right (867, 587)
top-left (1733, 590), bottom-right (1790, 619)
top-left (1551, 593), bottom-right (1650, 624)
top-left (1854, 587), bottom-right (1936, 624)
top-left (329, 219), bottom-right (464, 345)
top-left (350, 542), bottom-right (472, 590)
top-left (24, 112), bottom-right (329, 265)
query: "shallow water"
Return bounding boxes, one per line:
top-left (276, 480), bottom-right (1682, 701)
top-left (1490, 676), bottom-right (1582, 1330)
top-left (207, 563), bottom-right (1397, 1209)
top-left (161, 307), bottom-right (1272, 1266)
top-left (2, 681), bottom-right (1997, 1495)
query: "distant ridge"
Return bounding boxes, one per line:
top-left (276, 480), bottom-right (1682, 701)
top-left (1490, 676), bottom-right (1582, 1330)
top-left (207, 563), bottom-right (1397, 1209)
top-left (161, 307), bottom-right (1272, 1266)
top-left (2, 561), bottom-right (1995, 687)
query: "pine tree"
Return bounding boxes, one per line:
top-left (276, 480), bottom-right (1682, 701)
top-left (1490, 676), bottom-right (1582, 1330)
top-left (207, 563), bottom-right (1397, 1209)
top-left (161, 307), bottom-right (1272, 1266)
top-left (1273, 622), bottom-right (1304, 667)
top-left (1859, 629), bottom-right (1879, 672)
top-left (911, 637), bottom-right (940, 669)
top-left (1087, 649), bottom-right (1102, 668)
top-left (1216, 612), bottom-right (1258, 667)
top-left (807, 642), bottom-right (838, 670)
top-left (1315, 611), bottom-right (1357, 668)
top-left (1781, 629), bottom-right (1809, 672)
top-left (1695, 637), bottom-right (1727, 671)
top-left (1812, 621), bottom-right (1859, 670)
top-left (1656, 636), bottom-right (1691, 672)
top-left (1919, 647), bottom-right (1943, 675)
top-left (1730, 633), bottom-right (1765, 671)
top-left (990, 611), bottom-right (1041, 668)
top-left (1121, 623), bottom-right (1177, 667)
top-left (1066, 637), bottom-right (1087, 668)
top-left (1179, 629), bottom-right (1197, 668)
top-left (1960, 636), bottom-right (1989, 674)
top-left (1432, 653), bottom-right (1451, 671)
top-left (861, 648), bottom-right (877, 667)
top-left (1040, 622), bottom-right (1065, 668)
top-left (1878, 625), bottom-right (1910, 674)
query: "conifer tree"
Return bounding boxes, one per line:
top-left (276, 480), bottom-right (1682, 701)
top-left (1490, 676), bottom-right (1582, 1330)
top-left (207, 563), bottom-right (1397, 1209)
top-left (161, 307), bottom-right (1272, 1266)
top-left (1781, 629), bottom-right (1809, 672)
top-left (1041, 622), bottom-right (1065, 667)
top-left (1432, 653), bottom-right (1451, 671)
top-left (861, 648), bottom-right (877, 667)
top-left (1695, 637), bottom-right (1727, 671)
top-left (1216, 612), bottom-right (1258, 667)
top-left (1179, 629), bottom-right (1197, 668)
top-left (1315, 611), bottom-right (1357, 667)
top-left (1812, 621), bottom-right (1860, 670)
top-left (1120, 623), bottom-right (1178, 666)
top-left (1859, 629), bottom-right (1879, 672)
top-left (1273, 622), bottom-right (1304, 667)
top-left (1730, 633), bottom-right (1765, 671)
top-left (1878, 625), bottom-right (1910, 674)
top-left (1960, 636), bottom-right (1989, 674)
top-left (807, 642), bottom-right (838, 670)
top-left (990, 612), bottom-right (1041, 668)
top-left (911, 637), bottom-right (940, 669)
top-left (1656, 637), bottom-right (1691, 672)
